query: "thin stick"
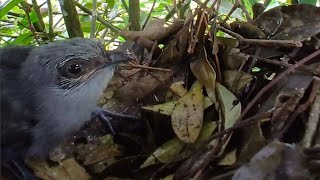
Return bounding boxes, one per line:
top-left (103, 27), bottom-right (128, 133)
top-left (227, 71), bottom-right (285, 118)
top-left (120, 64), bottom-right (172, 72)
top-left (238, 50), bottom-right (320, 121)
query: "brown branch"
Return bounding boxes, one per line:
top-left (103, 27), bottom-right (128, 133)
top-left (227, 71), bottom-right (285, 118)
top-left (256, 56), bottom-right (320, 76)
top-left (20, 2), bottom-right (41, 45)
top-left (217, 25), bottom-right (302, 48)
top-left (278, 77), bottom-right (320, 140)
top-left (120, 64), bottom-right (171, 72)
top-left (238, 49), bottom-right (320, 122)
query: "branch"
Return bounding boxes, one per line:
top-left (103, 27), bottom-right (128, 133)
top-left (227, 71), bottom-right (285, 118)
top-left (217, 25), bottom-right (302, 48)
top-left (90, 0), bottom-right (97, 38)
top-left (47, 0), bottom-right (54, 41)
top-left (74, 1), bottom-right (121, 34)
top-left (120, 0), bottom-right (129, 14)
top-left (58, 0), bottom-right (84, 38)
top-left (129, 0), bottom-right (141, 31)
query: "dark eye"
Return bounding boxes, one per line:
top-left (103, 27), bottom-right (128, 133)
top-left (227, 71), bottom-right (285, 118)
top-left (68, 64), bottom-right (82, 74)
top-left (59, 58), bottom-right (90, 78)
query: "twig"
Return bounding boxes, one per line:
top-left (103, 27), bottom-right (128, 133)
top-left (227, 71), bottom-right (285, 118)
top-left (208, 109), bottom-right (274, 143)
top-left (279, 77), bottom-right (320, 141)
top-left (217, 25), bottom-right (302, 48)
top-left (175, 109), bottom-right (275, 179)
top-left (120, 0), bottom-right (129, 14)
top-left (90, 0), bottom-right (97, 38)
top-left (47, 0), bottom-right (54, 41)
top-left (142, 0), bottom-right (157, 30)
top-left (120, 64), bottom-right (171, 72)
top-left (222, 0), bottom-right (240, 24)
top-left (20, 2), bottom-right (41, 45)
top-left (74, 1), bottom-right (121, 34)
top-left (32, 0), bottom-right (48, 40)
top-left (302, 77), bottom-right (320, 148)
top-left (58, 0), bottom-right (83, 38)
top-left (238, 49), bottom-right (320, 122)
top-left (256, 56), bottom-right (320, 76)
top-left (241, 39), bottom-right (302, 48)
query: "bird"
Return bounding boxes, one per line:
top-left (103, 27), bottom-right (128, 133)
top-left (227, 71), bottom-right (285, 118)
top-left (0, 38), bottom-right (133, 179)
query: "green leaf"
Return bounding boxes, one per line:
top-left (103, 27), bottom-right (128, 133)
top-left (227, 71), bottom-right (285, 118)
top-left (298, 0), bottom-right (318, 5)
top-left (106, 0), bottom-right (115, 8)
top-left (10, 32), bottom-right (33, 45)
top-left (0, 0), bottom-right (23, 19)
top-left (216, 82), bottom-right (241, 130)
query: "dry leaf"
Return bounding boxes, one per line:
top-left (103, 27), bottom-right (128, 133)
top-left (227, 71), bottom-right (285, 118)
top-left (218, 150), bottom-right (237, 166)
top-left (233, 140), bottom-right (312, 180)
top-left (28, 158), bottom-right (90, 180)
top-left (171, 81), bottom-right (204, 143)
top-left (190, 45), bottom-right (217, 103)
top-left (140, 121), bottom-right (217, 168)
top-left (223, 70), bottom-right (253, 92)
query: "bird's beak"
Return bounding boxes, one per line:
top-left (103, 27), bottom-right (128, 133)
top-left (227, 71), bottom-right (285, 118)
top-left (103, 50), bottom-right (134, 67)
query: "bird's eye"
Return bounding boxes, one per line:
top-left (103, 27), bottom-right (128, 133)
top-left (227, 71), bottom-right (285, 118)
top-left (68, 64), bottom-right (82, 74)
top-left (59, 58), bottom-right (90, 78)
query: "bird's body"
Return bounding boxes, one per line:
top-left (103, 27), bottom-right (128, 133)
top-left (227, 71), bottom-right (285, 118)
top-left (0, 38), bottom-right (130, 162)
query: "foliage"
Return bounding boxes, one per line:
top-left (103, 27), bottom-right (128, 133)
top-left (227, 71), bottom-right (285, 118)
top-left (1, 0), bottom-right (320, 180)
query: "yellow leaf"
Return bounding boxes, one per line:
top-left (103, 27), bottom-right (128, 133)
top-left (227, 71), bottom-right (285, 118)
top-left (141, 121), bottom-right (217, 168)
top-left (140, 138), bottom-right (185, 168)
top-left (166, 81), bottom-right (188, 101)
top-left (27, 158), bottom-right (90, 180)
top-left (142, 101), bottom-right (177, 115)
top-left (218, 150), bottom-right (237, 165)
top-left (171, 81), bottom-right (204, 143)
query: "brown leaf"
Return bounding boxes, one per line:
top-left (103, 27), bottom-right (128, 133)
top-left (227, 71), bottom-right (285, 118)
top-left (77, 135), bottom-right (122, 165)
top-left (120, 19), bottom-right (184, 41)
top-left (223, 70), bottom-right (253, 92)
top-left (233, 140), bottom-right (312, 180)
top-left (27, 158), bottom-right (90, 180)
top-left (190, 45), bottom-right (217, 103)
top-left (253, 4), bottom-right (320, 40)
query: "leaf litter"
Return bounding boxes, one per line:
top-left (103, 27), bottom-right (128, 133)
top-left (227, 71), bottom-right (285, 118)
top-left (27, 3), bottom-right (320, 180)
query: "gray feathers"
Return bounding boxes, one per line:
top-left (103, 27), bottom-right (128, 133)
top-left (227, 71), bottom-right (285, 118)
top-left (1, 38), bottom-right (117, 159)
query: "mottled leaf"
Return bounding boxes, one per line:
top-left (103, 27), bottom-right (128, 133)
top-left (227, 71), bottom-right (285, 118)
top-left (171, 81), bottom-right (204, 143)
top-left (166, 81), bottom-right (188, 101)
top-left (141, 121), bottom-right (217, 168)
top-left (140, 138), bottom-right (185, 168)
top-left (142, 101), bottom-right (177, 116)
top-left (142, 82), bottom-right (213, 116)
